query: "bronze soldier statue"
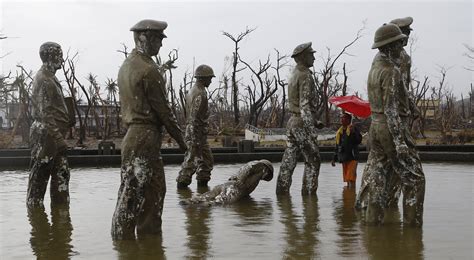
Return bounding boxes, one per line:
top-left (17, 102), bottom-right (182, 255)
top-left (111, 19), bottom-right (187, 239)
top-left (276, 42), bottom-right (324, 196)
top-left (356, 23), bottom-right (425, 226)
top-left (176, 65), bottom-right (215, 188)
top-left (27, 42), bottom-right (71, 207)
top-left (385, 17), bottom-right (420, 208)
top-left (180, 160), bottom-right (273, 206)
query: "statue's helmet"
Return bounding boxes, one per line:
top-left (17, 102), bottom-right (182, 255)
top-left (194, 64), bottom-right (215, 78)
top-left (371, 23), bottom-right (407, 49)
top-left (291, 42), bottom-right (316, 58)
top-left (130, 19), bottom-right (168, 38)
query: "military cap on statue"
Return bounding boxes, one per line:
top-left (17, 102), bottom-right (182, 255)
top-left (291, 42), bottom-right (316, 58)
top-left (390, 17), bottom-right (413, 30)
top-left (130, 19), bottom-right (168, 38)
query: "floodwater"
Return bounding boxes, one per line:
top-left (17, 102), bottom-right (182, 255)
top-left (0, 162), bottom-right (472, 259)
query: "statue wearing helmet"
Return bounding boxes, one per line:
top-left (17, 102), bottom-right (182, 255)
top-left (176, 64), bottom-right (215, 188)
top-left (356, 23), bottom-right (425, 227)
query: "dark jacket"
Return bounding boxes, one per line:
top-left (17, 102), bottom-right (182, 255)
top-left (333, 124), bottom-right (362, 163)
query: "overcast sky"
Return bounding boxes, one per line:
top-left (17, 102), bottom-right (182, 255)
top-left (1, 0), bottom-right (472, 99)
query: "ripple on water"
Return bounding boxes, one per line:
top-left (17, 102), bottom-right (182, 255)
top-left (0, 162), bottom-right (472, 259)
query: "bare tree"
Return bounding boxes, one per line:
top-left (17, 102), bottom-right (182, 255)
top-left (272, 49), bottom-right (289, 127)
top-left (239, 54), bottom-right (277, 126)
top-left (86, 74), bottom-right (105, 139)
top-left (315, 23), bottom-right (365, 125)
top-left (178, 70), bottom-right (193, 121)
top-left (105, 78), bottom-right (121, 136)
top-left (117, 43), bottom-right (130, 59)
top-left (0, 72), bottom-right (13, 129)
top-left (411, 76), bottom-right (430, 137)
top-left (222, 26), bottom-right (256, 126)
top-left (12, 66), bottom-right (35, 143)
top-left (469, 84), bottom-right (473, 119)
top-left (463, 44), bottom-right (474, 71)
top-left (62, 51), bottom-right (88, 144)
top-left (430, 66), bottom-right (459, 139)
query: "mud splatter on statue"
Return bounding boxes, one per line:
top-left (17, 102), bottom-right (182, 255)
top-left (27, 42), bottom-right (71, 207)
top-left (181, 160), bottom-right (273, 206)
top-left (111, 19), bottom-right (186, 240)
top-left (276, 42), bottom-right (324, 196)
top-left (356, 23), bottom-right (425, 227)
top-left (177, 65), bottom-right (215, 188)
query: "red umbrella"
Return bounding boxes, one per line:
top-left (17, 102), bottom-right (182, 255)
top-left (329, 95), bottom-right (371, 118)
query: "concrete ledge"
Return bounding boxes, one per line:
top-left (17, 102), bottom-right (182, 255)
top-left (2, 144), bottom-right (473, 157)
top-left (1, 151), bottom-right (473, 170)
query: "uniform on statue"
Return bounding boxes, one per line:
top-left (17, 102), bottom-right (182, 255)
top-left (356, 23), bottom-right (425, 227)
top-left (27, 42), bottom-right (71, 207)
top-left (177, 65), bottom-right (215, 188)
top-left (276, 42), bottom-right (324, 196)
top-left (111, 19), bottom-right (187, 240)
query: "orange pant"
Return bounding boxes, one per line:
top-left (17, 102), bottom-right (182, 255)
top-left (342, 160), bottom-right (357, 182)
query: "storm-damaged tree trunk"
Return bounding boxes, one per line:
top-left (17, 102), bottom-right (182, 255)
top-left (62, 52), bottom-right (86, 145)
top-left (86, 74), bottom-right (104, 139)
top-left (9, 68), bottom-right (33, 145)
top-left (222, 27), bottom-right (256, 127)
top-left (153, 49), bottom-right (181, 122)
top-left (239, 54), bottom-right (277, 127)
top-left (179, 70), bottom-right (193, 121)
top-left (430, 66), bottom-right (459, 140)
top-left (412, 76), bottom-right (430, 138)
top-left (105, 78), bottom-right (121, 136)
top-left (316, 23), bottom-right (365, 125)
top-left (273, 49), bottom-right (289, 128)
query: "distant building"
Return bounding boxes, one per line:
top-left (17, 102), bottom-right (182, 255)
top-left (75, 102), bottom-right (122, 132)
top-left (0, 101), bottom-right (122, 133)
top-left (244, 124), bottom-right (335, 142)
top-left (0, 102), bottom-right (20, 129)
top-left (417, 99), bottom-right (440, 119)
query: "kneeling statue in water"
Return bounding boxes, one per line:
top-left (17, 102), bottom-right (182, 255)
top-left (180, 160), bottom-right (273, 206)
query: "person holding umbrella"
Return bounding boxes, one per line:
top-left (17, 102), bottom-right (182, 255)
top-left (331, 113), bottom-right (362, 188)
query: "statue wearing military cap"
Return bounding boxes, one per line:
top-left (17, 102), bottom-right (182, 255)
top-left (130, 19), bottom-right (168, 37)
top-left (177, 64), bottom-right (215, 188)
top-left (383, 16), bottom-right (421, 209)
top-left (276, 41), bottom-right (324, 196)
top-left (291, 42), bottom-right (316, 58)
top-left (356, 23), bottom-right (425, 227)
top-left (111, 19), bottom-right (187, 239)
top-left (390, 17), bottom-right (413, 31)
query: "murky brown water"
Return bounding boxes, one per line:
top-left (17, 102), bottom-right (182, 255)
top-left (0, 162), bottom-right (472, 259)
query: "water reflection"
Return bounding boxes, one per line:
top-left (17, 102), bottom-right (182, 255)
top-left (361, 208), bottom-right (424, 260)
top-left (113, 235), bottom-right (165, 260)
top-left (277, 195), bottom-right (320, 259)
top-left (231, 196), bottom-right (273, 227)
top-left (178, 187), bottom-right (213, 259)
top-left (332, 187), bottom-right (359, 257)
top-left (27, 204), bottom-right (75, 259)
